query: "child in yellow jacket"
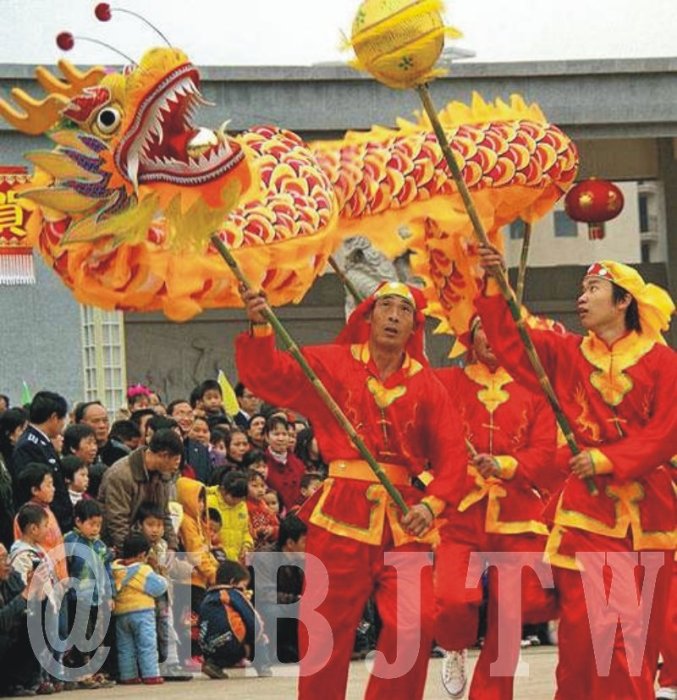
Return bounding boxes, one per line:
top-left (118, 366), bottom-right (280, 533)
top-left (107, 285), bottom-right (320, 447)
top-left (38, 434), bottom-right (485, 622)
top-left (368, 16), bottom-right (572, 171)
top-left (112, 532), bottom-right (167, 684)
top-left (176, 477), bottom-right (219, 659)
top-left (206, 471), bottom-right (253, 563)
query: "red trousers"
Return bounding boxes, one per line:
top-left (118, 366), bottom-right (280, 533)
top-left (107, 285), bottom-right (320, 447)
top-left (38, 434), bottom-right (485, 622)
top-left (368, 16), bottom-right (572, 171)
top-left (298, 522), bottom-right (435, 700)
top-left (553, 532), bottom-right (672, 700)
top-left (434, 504), bottom-right (556, 700)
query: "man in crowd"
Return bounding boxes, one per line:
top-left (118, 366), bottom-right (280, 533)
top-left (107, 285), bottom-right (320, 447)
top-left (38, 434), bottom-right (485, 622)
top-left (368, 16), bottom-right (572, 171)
top-left (98, 428), bottom-right (182, 554)
top-left (11, 390), bottom-right (72, 532)
top-left (237, 281), bottom-right (468, 700)
top-left (233, 383), bottom-right (261, 430)
top-left (167, 399), bottom-right (211, 483)
top-left (477, 247), bottom-right (676, 699)
top-left (75, 401), bottom-right (110, 451)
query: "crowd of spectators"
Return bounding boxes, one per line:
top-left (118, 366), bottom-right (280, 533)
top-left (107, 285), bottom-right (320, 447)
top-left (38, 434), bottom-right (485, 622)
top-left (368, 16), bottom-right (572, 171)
top-left (0, 379), bottom-right (329, 696)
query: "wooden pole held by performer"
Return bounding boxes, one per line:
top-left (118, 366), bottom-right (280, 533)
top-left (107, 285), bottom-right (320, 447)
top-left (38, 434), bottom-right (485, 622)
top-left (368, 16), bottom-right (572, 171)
top-left (415, 83), bottom-right (597, 495)
top-left (210, 234), bottom-right (411, 513)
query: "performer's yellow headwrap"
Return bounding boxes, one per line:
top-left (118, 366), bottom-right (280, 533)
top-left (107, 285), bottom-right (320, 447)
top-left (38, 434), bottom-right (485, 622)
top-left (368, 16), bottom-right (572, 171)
top-left (585, 261), bottom-right (675, 342)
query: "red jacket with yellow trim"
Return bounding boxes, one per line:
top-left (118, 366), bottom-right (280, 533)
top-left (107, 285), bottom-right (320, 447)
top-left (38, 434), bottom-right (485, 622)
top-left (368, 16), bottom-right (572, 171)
top-left (477, 294), bottom-right (676, 549)
top-left (235, 332), bottom-right (468, 545)
top-left (436, 364), bottom-right (556, 535)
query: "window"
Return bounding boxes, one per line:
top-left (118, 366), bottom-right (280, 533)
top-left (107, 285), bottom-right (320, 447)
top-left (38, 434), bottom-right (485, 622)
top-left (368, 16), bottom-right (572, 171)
top-left (80, 306), bottom-right (127, 415)
top-left (509, 219), bottom-right (525, 240)
top-left (554, 211), bottom-right (578, 238)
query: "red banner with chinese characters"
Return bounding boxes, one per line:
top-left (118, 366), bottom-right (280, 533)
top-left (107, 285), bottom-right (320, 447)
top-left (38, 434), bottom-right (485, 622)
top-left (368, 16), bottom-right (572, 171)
top-left (0, 165), bottom-right (35, 284)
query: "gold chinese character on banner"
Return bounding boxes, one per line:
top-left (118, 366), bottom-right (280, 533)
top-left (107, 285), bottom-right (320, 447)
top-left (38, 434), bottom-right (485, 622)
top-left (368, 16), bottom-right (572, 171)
top-left (0, 190), bottom-right (27, 237)
top-left (0, 165), bottom-right (35, 285)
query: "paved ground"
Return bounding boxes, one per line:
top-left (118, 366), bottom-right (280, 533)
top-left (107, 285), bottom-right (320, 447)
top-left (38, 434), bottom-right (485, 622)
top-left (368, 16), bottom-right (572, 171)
top-left (85, 647), bottom-right (558, 699)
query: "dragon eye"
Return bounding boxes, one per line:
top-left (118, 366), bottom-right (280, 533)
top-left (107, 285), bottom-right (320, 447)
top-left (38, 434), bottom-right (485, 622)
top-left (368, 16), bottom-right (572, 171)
top-left (95, 106), bottom-right (122, 134)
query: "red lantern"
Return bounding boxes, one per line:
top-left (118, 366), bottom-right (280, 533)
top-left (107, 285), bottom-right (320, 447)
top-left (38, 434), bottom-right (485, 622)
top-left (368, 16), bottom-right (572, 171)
top-left (564, 178), bottom-right (624, 240)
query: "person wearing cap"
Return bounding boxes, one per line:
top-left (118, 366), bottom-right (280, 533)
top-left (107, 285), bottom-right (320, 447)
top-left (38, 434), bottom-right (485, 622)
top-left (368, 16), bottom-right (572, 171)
top-left (433, 315), bottom-right (558, 699)
top-left (477, 245), bottom-right (676, 700)
top-left (236, 281), bottom-right (468, 700)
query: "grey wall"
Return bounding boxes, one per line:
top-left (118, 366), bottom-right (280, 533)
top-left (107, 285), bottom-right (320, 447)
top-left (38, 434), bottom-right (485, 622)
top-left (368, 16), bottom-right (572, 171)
top-left (0, 255), bottom-right (83, 406)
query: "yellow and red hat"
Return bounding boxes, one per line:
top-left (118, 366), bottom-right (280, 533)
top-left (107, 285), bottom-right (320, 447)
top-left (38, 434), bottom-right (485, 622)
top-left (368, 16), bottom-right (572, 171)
top-left (585, 260), bottom-right (675, 341)
top-left (335, 281), bottom-right (428, 363)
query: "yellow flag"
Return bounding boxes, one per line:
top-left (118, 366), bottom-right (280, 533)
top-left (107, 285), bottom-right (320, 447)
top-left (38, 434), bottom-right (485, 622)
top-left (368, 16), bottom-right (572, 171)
top-left (218, 370), bottom-right (240, 417)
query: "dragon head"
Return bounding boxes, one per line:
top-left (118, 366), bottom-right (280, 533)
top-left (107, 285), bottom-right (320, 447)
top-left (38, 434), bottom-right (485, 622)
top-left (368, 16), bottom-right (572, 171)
top-left (0, 47), bottom-right (251, 249)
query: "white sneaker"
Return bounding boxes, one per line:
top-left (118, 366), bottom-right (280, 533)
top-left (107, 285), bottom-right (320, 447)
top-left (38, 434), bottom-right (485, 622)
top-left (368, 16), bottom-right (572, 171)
top-left (656, 687), bottom-right (677, 700)
top-left (441, 649), bottom-right (468, 698)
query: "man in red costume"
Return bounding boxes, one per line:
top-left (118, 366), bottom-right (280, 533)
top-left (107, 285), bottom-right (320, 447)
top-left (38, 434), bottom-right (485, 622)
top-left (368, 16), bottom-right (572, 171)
top-left (236, 281), bottom-right (468, 699)
top-left (434, 316), bottom-right (558, 699)
top-left (477, 248), bottom-right (676, 700)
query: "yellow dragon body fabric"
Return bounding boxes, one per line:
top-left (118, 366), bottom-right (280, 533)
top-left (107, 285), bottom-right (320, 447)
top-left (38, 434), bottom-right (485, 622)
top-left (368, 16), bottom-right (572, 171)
top-left (0, 47), bottom-right (578, 321)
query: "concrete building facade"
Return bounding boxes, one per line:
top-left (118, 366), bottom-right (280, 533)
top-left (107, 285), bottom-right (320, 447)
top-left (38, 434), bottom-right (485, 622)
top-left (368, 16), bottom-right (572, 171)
top-left (1, 57), bottom-right (677, 404)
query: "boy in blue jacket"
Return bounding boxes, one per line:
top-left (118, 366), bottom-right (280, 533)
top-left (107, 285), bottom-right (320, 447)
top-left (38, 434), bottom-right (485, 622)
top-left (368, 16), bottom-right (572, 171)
top-left (199, 560), bottom-right (272, 679)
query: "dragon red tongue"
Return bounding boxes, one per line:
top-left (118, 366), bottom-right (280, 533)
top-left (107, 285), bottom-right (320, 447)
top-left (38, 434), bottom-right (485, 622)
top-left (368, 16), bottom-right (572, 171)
top-left (166, 130), bottom-right (196, 161)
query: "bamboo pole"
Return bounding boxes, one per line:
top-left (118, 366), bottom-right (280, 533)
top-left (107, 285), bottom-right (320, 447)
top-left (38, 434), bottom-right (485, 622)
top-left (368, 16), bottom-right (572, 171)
top-left (209, 235), bottom-right (409, 513)
top-left (328, 255), bottom-right (363, 306)
top-left (516, 221), bottom-right (532, 307)
top-left (415, 83), bottom-right (597, 495)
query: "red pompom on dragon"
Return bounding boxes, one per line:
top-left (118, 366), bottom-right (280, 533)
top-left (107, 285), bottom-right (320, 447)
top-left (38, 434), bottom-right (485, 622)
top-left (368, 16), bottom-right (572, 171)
top-left (0, 2), bottom-right (578, 336)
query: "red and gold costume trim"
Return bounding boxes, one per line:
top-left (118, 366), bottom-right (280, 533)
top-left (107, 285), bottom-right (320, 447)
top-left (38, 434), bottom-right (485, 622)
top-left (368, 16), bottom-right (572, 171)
top-left (579, 332), bottom-right (656, 407)
top-left (436, 363), bottom-right (555, 537)
top-left (477, 292), bottom-right (677, 570)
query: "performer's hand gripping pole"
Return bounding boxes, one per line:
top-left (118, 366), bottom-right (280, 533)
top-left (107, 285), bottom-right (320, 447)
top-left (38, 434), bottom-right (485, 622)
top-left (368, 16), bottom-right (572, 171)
top-left (210, 234), bottom-right (410, 513)
top-left (415, 84), bottom-right (597, 496)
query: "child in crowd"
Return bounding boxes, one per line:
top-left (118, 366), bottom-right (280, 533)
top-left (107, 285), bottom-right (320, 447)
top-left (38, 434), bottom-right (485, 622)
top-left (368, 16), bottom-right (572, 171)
top-left (263, 490), bottom-right (281, 518)
top-left (198, 560), bottom-right (272, 679)
top-left (199, 380), bottom-right (226, 418)
top-left (112, 532), bottom-right (167, 685)
top-left (246, 470), bottom-right (279, 550)
top-left (206, 509), bottom-right (228, 565)
top-left (263, 416), bottom-right (305, 513)
top-left (176, 478), bottom-right (218, 659)
top-left (9, 504), bottom-right (60, 694)
top-left (134, 502), bottom-right (189, 678)
top-left (243, 448), bottom-right (268, 480)
top-left (287, 473), bottom-right (321, 515)
top-left (62, 455), bottom-right (90, 507)
top-left (207, 471), bottom-right (253, 564)
top-left (294, 472), bottom-right (323, 510)
top-left (208, 429), bottom-right (229, 471)
top-left (14, 464), bottom-right (67, 583)
top-left (99, 419), bottom-right (142, 469)
top-left (126, 384), bottom-right (152, 413)
top-left (63, 499), bottom-right (115, 689)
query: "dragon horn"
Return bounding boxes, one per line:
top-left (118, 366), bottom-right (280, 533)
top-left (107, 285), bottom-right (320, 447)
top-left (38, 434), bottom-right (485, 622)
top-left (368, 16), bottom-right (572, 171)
top-left (0, 60), bottom-right (105, 135)
top-left (35, 61), bottom-right (106, 98)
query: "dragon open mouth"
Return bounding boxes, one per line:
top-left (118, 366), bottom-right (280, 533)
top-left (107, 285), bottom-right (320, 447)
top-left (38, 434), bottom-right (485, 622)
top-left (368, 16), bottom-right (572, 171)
top-left (115, 63), bottom-right (243, 189)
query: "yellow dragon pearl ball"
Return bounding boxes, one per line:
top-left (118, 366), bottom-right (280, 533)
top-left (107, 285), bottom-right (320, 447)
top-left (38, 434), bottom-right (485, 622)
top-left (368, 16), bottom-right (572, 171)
top-left (351, 0), bottom-right (445, 89)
